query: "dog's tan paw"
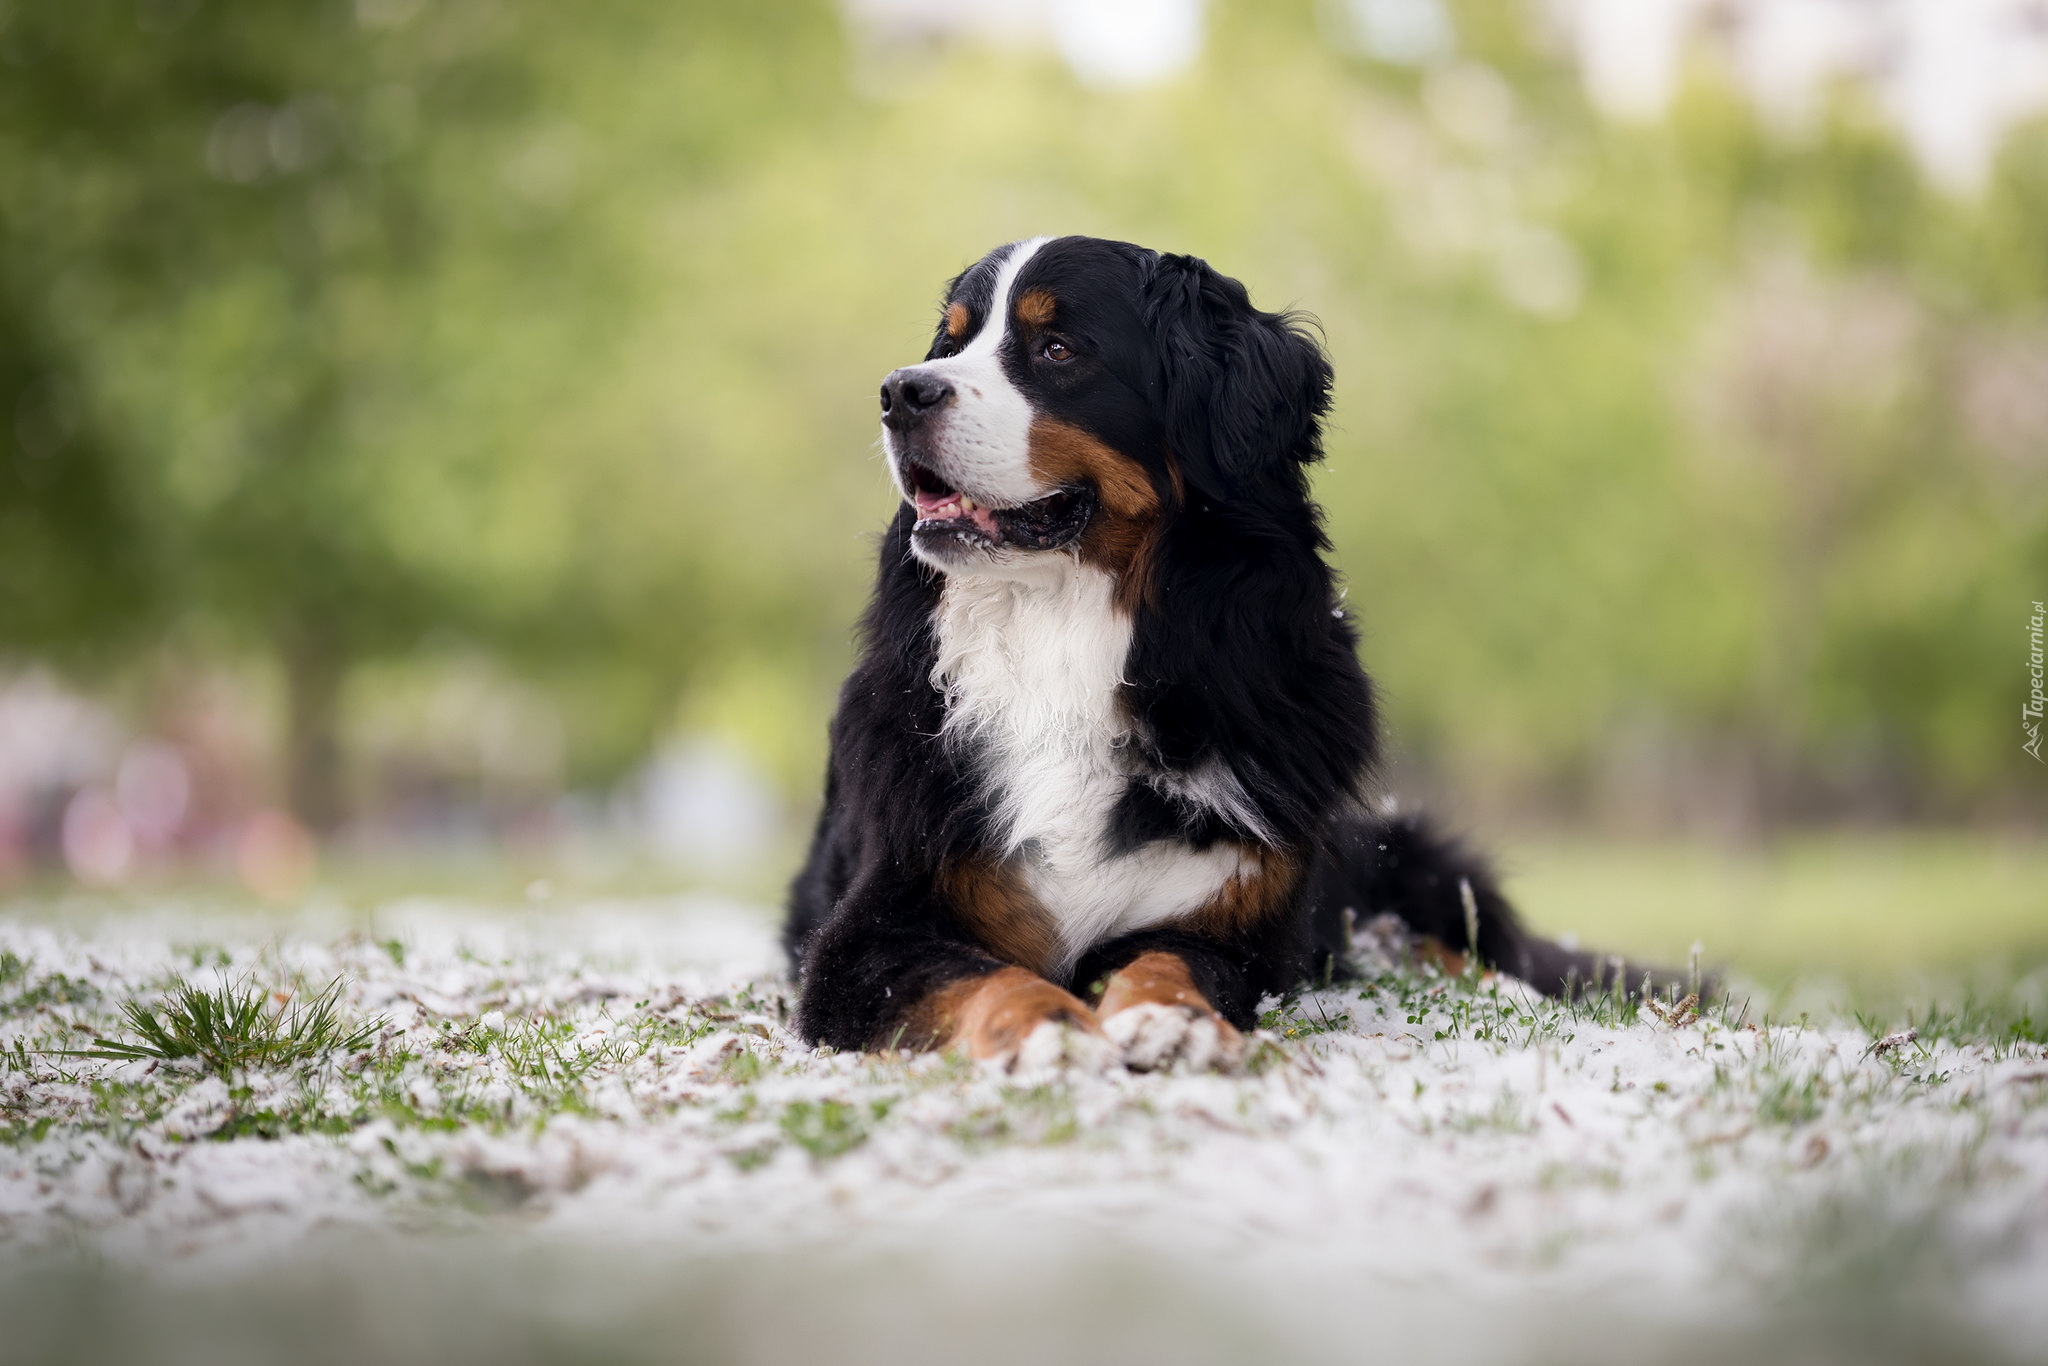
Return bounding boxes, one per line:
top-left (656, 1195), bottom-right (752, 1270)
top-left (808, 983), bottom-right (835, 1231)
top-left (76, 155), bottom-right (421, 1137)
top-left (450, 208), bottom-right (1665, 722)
top-left (1091, 950), bottom-right (1245, 1072)
top-left (916, 966), bottom-right (1108, 1069)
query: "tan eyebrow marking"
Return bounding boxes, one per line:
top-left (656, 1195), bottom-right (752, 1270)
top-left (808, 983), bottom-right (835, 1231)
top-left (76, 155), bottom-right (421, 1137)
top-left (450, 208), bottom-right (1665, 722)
top-left (1016, 288), bottom-right (1056, 327)
top-left (944, 301), bottom-right (970, 339)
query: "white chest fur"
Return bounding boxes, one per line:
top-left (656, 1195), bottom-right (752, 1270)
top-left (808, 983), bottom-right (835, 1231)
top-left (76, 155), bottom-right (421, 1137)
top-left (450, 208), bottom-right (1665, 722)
top-left (932, 563), bottom-right (1249, 977)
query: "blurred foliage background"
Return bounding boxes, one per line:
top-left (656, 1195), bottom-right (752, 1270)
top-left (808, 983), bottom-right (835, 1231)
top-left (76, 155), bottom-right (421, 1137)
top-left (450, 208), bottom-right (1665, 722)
top-left (1, 0), bottom-right (2043, 977)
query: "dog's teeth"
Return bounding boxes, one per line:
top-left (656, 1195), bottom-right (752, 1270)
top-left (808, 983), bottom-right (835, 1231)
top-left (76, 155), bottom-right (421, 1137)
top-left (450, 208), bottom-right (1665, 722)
top-left (959, 495), bottom-right (976, 512)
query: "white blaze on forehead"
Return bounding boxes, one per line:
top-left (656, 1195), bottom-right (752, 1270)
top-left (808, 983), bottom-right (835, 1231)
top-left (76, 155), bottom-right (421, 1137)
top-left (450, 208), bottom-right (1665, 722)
top-left (955, 236), bottom-right (1050, 361)
top-left (886, 236), bottom-right (1052, 509)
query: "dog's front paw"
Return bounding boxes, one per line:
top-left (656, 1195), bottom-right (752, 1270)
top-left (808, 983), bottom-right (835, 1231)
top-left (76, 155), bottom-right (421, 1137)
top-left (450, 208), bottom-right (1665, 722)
top-left (1012, 1017), bottom-right (1122, 1074)
top-left (1101, 1001), bottom-right (1245, 1072)
top-left (1092, 950), bottom-right (1246, 1072)
top-left (939, 967), bottom-right (1110, 1071)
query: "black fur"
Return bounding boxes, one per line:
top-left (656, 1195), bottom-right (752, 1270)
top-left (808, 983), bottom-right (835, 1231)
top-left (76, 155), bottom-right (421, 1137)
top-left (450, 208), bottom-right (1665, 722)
top-left (1302, 808), bottom-right (1669, 998)
top-left (785, 237), bottom-right (1656, 1052)
top-left (781, 511), bottom-right (1012, 1050)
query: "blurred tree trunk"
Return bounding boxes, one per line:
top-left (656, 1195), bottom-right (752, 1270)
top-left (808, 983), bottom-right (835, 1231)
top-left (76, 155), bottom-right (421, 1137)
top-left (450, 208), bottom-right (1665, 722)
top-left (282, 627), bottom-right (346, 836)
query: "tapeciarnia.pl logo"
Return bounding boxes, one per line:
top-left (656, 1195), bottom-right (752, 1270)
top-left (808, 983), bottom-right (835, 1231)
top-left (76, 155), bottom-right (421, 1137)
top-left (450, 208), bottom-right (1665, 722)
top-left (2028, 600), bottom-right (2046, 763)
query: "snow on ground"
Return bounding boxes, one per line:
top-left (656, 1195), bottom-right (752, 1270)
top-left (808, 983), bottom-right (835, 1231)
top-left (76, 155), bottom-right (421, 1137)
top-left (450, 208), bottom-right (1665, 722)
top-left (2, 896), bottom-right (2046, 1365)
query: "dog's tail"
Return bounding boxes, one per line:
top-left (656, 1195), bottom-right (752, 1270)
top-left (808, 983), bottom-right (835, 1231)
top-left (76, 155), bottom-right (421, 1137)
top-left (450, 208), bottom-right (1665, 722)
top-left (1307, 807), bottom-right (1692, 999)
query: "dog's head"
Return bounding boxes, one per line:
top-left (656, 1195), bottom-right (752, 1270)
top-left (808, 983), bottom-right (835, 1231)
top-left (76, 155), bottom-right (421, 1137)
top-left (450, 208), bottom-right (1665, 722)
top-left (880, 236), bottom-right (1333, 582)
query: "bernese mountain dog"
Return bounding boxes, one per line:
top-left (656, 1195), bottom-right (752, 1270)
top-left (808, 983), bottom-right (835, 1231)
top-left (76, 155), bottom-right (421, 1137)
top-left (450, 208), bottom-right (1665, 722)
top-left (786, 235), bottom-right (1654, 1070)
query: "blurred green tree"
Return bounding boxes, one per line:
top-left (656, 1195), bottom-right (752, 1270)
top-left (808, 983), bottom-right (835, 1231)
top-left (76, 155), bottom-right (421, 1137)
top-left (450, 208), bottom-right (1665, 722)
top-left (0, 0), bottom-right (849, 827)
top-left (2, 0), bottom-right (2041, 838)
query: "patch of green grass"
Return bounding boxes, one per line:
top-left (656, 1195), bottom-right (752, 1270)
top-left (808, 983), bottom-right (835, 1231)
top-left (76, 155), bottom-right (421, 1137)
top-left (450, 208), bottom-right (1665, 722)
top-left (0, 1114), bottom-right (57, 1146)
top-left (488, 1017), bottom-right (614, 1115)
top-left (85, 1077), bottom-right (175, 1134)
top-left (81, 976), bottom-right (380, 1077)
top-left (779, 1099), bottom-right (868, 1160)
top-left (623, 1009), bottom-right (717, 1055)
top-left (4, 970), bottom-right (100, 1013)
top-left (1345, 954), bottom-right (1770, 1067)
top-left (208, 1088), bottom-right (361, 1142)
top-left (1258, 992), bottom-right (1353, 1039)
top-left (1753, 1072), bottom-right (1827, 1128)
top-left (1440, 1090), bottom-right (1533, 1135)
top-left (1899, 993), bottom-right (2047, 1058)
top-left (944, 1084), bottom-right (1080, 1151)
top-left (725, 1142), bottom-right (778, 1170)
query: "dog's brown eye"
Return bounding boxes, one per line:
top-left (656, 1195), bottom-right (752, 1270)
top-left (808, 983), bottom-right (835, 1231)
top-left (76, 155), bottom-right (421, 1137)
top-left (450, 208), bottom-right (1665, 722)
top-left (1041, 339), bottom-right (1072, 362)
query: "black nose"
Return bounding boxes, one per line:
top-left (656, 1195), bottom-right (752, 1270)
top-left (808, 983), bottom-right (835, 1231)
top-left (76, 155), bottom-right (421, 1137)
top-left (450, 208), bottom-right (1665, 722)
top-left (879, 369), bottom-right (954, 428)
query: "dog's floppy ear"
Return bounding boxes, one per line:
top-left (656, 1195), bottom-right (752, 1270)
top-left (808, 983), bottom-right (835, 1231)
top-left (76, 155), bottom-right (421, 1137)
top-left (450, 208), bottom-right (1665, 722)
top-left (1144, 253), bottom-right (1333, 496)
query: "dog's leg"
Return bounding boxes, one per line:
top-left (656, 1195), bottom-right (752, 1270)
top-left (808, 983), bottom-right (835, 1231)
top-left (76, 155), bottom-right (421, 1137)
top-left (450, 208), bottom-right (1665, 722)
top-left (1075, 860), bottom-right (1303, 1072)
top-left (909, 966), bottom-right (1111, 1069)
top-left (793, 871), bottom-right (1111, 1068)
top-left (1090, 949), bottom-right (1247, 1072)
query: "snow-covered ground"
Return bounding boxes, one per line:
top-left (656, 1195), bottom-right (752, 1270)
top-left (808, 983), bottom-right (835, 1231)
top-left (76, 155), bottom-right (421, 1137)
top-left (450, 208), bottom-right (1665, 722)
top-left (2, 896), bottom-right (2045, 1365)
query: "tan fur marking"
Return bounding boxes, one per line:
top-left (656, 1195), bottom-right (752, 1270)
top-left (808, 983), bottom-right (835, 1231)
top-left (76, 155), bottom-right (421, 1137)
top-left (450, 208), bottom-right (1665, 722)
top-left (944, 301), bottom-right (970, 339)
top-left (937, 857), bottom-right (1058, 977)
top-left (1413, 939), bottom-right (1469, 977)
top-left (1176, 847), bottom-right (1302, 938)
top-left (1026, 417), bottom-right (1164, 600)
top-left (1112, 453), bottom-right (1185, 612)
top-left (1094, 950), bottom-right (1206, 1015)
top-left (1093, 951), bottom-right (1242, 1053)
top-left (905, 966), bottom-right (1101, 1059)
top-left (1016, 288), bottom-right (1057, 327)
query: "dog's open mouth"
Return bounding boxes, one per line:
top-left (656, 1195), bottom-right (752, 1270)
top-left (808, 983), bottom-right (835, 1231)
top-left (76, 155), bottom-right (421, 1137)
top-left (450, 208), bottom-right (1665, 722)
top-left (902, 462), bottom-right (1095, 552)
